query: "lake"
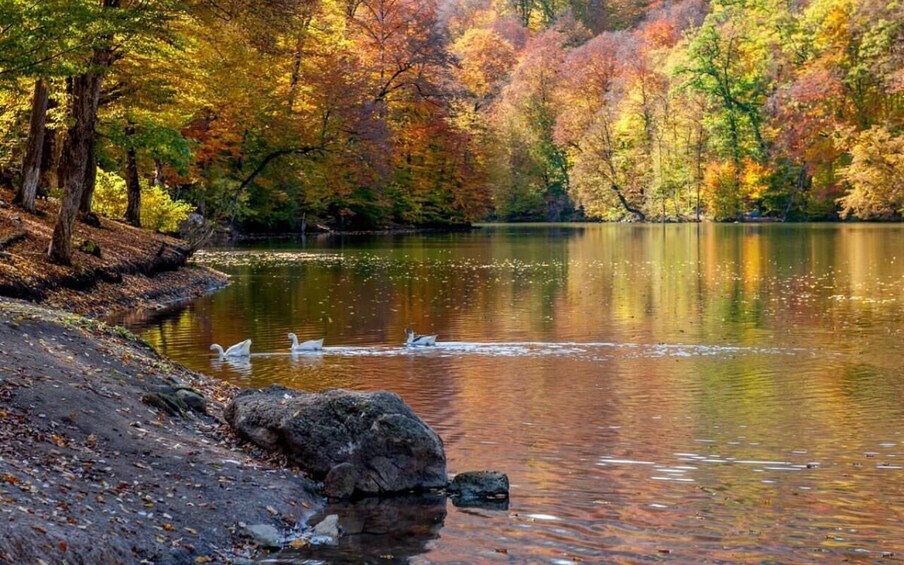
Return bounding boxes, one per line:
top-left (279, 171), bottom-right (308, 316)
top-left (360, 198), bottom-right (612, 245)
top-left (120, 223), bottom-right (904, 563)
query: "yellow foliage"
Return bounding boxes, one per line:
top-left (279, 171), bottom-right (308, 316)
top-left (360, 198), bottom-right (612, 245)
top-left (702, 160), bottom-right (741, 220)
top-left (452, 28), bottom-right (517, 98)
top-left (93, 169), bottom-right (193, 233)
top-left (838, 127), bottom-right (904, 219)
top-left (740, 158), bottom-right (771, 203)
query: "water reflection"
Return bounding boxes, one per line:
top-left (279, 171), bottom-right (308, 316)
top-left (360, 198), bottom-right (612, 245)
top-left (268, 495), bottom-right (447, 565)
top-left (117, 224), bottom-right (904, 563)
top-left (210, 355), bottom-right (253, 376)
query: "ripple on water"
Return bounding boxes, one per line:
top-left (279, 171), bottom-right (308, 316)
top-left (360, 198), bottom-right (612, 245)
top-left (124, 225), bottom-right (904, 564)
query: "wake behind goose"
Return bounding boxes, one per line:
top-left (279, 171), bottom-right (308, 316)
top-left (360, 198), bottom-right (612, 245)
top-left (241, 341), bottom-right (809, 360)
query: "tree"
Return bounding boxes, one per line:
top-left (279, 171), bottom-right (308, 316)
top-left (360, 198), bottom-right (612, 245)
top-left (1, 1), bottom-right (95, 213)
top-left (554, 32), bottom-right (647, 219)
top-left (14, 79), bottom-right (49, 212)
top-left (47, 0), bottom-right (184, 264)
top-left (838, 127), bottom-right (904, 219)
top-left (452, 28), bottom-right (517, 100)
top-left (494, 27), bottom-right (573, 220)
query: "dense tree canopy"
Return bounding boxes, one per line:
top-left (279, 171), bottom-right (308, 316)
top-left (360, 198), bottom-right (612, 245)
top-left (0, 0), bottom-right (902, 250)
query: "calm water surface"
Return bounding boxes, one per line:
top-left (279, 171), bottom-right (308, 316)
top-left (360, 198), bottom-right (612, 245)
top-left (120, 224), bottom-right (904, 564)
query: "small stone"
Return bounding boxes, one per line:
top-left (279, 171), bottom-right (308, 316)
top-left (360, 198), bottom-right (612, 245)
top-left (240, 524), bottom-right (281, 548)
top-left (313, 514), bottom-right (339, 537)
top-left (141, 391), bottom-right (187, 417)
top-left (323, 463), bottom-right (357, 499)
top-left (448, 471), bottom-right (510, 501)
top-left (175, 389), bottom-right (208, 414)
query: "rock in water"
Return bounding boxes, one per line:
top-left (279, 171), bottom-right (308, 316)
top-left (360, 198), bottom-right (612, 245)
top-left (447, 471), bottom-right (510, 501)
top-left (224, 386), bottom-right (446, 495)
top-left (313, 514), bottom-right (340, 537)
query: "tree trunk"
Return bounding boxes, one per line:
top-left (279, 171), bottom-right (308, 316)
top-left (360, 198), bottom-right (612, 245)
top-left (153, 158), bottom-right (165, 187)
top-left (79, 140), bottom-right (97, 213)
top-left (15, 78), bottom-right (49, 213)
top-left (781, 167), bottom-right (807, 222)
top-left (125, 125), bottom-right (141, 227)
top-left (49, 72), bottom-right (103, 265)
top-left (611, 184), bottom-right (646, 221)
top-left (39, 107), bottom-right (60, 193)
top-left (48, 0), bottom-right (120, 265)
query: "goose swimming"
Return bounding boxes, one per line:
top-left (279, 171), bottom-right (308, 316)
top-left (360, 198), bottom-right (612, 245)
top-left (210, 339), bottom-right (252, 358)
top-left (289, 333), bottom-right (324, 352)
top-left (405, 328), bottom-right (437, 347)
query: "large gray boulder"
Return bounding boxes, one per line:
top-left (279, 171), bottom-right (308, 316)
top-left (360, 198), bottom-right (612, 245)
top-left (224, 386), bottom-right (446, 495)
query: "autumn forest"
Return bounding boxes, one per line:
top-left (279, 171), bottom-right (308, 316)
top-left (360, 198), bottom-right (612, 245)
top-left (0, 0), bottom-right (902, 259)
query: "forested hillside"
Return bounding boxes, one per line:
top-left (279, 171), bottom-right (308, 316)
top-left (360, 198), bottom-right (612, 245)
top-left (0, 0), bottom-right (902, 243)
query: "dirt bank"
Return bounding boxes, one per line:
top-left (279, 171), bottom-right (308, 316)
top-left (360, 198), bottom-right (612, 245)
top-left (0, 187), bottom-right (228, 317)
top-left (0, 299), bottom-right (321, 564)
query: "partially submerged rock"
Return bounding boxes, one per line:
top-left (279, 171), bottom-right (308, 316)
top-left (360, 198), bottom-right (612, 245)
top-left (225, 386), bottom-right (446, 495)
top-left (448, 471), bottom-right (510, 502)
top-left (312, 514), bottom-right (340, 544)
top-left (288, 495), bottom-right (447, 560)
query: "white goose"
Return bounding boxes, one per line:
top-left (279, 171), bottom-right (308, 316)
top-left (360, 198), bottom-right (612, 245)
top-left (210, 339), bottom-right (252, 358)
top-left (405, 328), bottom-right (437, 347)
top-left (289, 333), bottom-right (324, 352)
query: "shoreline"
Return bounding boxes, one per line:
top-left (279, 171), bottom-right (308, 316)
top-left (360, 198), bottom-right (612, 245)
top-left (0, 192), bottom-right (329, 563)
top-left (229, 223), bottom-right (478, 242)
top-left (46, 264), bottom-right (230, 319)
top-left (0, 297), bottom-right (323, 564)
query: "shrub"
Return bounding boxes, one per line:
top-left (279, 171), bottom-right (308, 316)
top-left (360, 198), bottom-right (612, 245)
top-left (92, 168), bottom-right (193, 232)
